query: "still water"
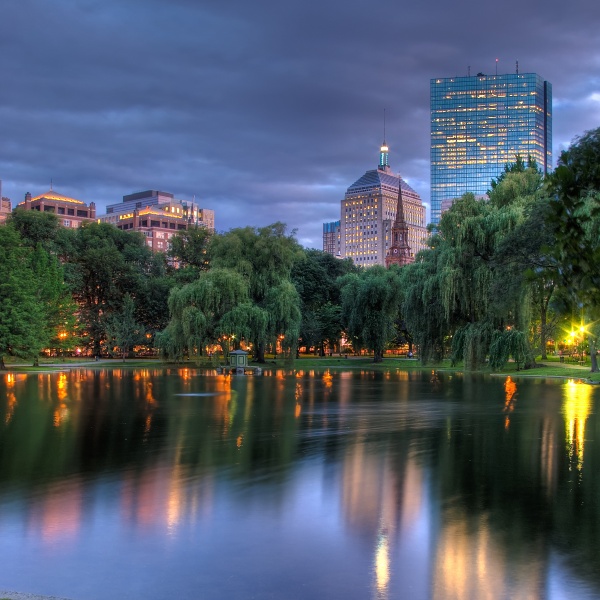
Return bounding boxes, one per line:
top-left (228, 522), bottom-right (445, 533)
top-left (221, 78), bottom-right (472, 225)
top-left (0, 367), bottom-right (599, 600)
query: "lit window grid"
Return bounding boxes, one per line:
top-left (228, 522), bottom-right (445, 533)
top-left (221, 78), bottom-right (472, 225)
top-left (430, 73), bottom-right (551, 224)
top-left (340, 189), bottom-right (427, 266)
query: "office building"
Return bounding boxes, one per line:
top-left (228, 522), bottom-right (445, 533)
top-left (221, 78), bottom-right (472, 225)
top-left (98, 189), bottom-right (215, 253)
top-left (430, 71), bottom-right (552, 224)
top-left (102, 190), bottom-right (214, 230)
top-left (338, 141), bottom-right (427, 266)
top-left (322, 220), bottom-right (341, 256)
top-left (0, 180), bottom-right (11, 224)
top-left (16, 189), bottom-right (96, 227)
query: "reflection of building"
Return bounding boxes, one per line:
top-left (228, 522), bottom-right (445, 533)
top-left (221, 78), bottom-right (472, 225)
top-left (432, 507), bottom-right (545, 599)
top-left (323, 220), bottom-right (341, 256)
top-left (16, 189), bottom-right (96, 228)
top-left (430, 72), bottom-right (552, 224)
top-left (98, 190), bottom-right (215, 253)
top-left (340, 443), bottom-right (426, 599)
top-left (339, 142), bottom-right (427, 266)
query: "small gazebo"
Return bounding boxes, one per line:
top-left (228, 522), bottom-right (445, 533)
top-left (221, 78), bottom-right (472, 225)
top-left (228, 350), bottom-right (249, 369)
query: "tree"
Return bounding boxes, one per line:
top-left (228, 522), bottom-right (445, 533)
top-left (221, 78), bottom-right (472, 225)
top-left (208, 223), bottom-right (303, 362)
top-left (547, 127), bottom-right (600, 371)
top-left (291, 249), bottom-right (357, 354)
top-left (8, 209), bottom-right (61, 253)
top-left (168, 225), bottom-right (212, 283)
top-left (339, 266), bottom-right (402, 362)
top-left (0, 227), bottom-right (55, 368)
top-left (104, 294), bottom-right (146, 361)
top-left (157, 268), bottom-right (258, 361)
top-left (402, 163), bottom-right (546, 371)
top-left (63, 222), bottom-right (157, 355)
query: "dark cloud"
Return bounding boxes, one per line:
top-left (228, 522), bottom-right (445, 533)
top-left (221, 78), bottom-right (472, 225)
top-left (1, 0), bottom-right (599, 247)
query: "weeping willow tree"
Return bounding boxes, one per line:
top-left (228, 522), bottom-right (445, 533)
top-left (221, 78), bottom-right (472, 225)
top-left (400, 248), bottom-right (449, 364)
top-left (156, 268), bottom-right (252, 361)
top-left (404, 163), bottom-right (545, 370)
top-left (207, 222), bottom-right (303, 362)
top-left (339, 266), bottom-right (402, 362)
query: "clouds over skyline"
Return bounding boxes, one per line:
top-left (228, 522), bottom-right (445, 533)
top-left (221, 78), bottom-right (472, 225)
top-left (2, 0), bottom-right (600, 247)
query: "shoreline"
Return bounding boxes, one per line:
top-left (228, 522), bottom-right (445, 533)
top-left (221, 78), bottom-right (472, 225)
top-left (0, 356), bottom-right (596, 383)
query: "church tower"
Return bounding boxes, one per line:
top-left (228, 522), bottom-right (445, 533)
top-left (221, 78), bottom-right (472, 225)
top-left (385, 176), bottom-right (413, 268)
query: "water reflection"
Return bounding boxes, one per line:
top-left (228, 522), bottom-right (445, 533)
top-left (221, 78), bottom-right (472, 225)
top-left (0, 369), bottom-right (599, 599)
top-left (562, 379), bottom-right (592, 473)
top-left (503, 375), bottom-right (517, 429)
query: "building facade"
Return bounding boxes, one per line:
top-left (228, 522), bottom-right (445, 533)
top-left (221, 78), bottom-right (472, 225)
top-left (103, 190), bottom-right (214, 231)
top-left (430, 72), bottom-right (552, 224)
top-left (338, 143), bottom-right (427, 267)
top-left (98, 190), bottom-right (215, 253)
top-left (0, 180), bottom-right (11, 224)
top-left (322, 220), bottom-right (341, 256)
top-left (16, 190), bottom-right (96, 227)
top-left (385, 176), bottom-right (413, 268)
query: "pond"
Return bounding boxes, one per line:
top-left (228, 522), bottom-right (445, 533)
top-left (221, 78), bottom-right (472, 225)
top-left (0, 367), bottom-right (598, 599)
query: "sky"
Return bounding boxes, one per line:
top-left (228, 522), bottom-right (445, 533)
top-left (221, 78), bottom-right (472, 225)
top-left (1, 0), bottom-right (600, 249)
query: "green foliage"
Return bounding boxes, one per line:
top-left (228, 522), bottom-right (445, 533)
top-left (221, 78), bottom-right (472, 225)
top-left (339, 266), bottom-right (402, 362)
top-left (8, 208), bottom-right (61, 252)
top-left (168, 225), bottom-right (212, 282)
top-left (61, 222), bottom-right (159, 354)
top-left (158, 267), bottom-right (251, 360)
top-left (488, 329), bottom-right (531, 370)
top-left (206, 223), bottom-right (303, 361)
top-left (291, 249), bottom-right (357, 353)
top-left (0, 227), bottom-right (56, 366)
top-left (104, 294), bottom-right (146, 360)
top-left (405, 157), bottom-right (549, 370)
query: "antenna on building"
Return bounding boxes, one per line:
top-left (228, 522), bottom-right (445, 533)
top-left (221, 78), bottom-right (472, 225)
top-left (50, 179), bottom-right (53, 191)
top-left (495, 58), bottom-right (498, 76)
top-left (468, 65), bottom-right (471, 76)
top-left (379, 109), bottom-right (389, 172)
top-left (516, 60), bottom-right (519, 74)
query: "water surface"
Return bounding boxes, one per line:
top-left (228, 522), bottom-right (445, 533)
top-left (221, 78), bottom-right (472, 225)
top-left (0, 368), bottom-right (598, 599)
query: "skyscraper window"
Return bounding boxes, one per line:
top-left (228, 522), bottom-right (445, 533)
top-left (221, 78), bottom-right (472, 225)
top-left (430, 72), bottom-right (552, 224)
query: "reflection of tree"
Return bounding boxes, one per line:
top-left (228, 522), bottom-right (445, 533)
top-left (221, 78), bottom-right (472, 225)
top-left (2, 370), bottom-right (600, 595)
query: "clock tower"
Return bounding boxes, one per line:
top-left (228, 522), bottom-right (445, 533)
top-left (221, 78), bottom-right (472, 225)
top-left (385, 176), bottom-right (413, 268)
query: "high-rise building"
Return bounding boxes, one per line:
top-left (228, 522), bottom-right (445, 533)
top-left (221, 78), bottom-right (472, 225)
top-left (337, 142), bottom-right (427, 267)
top-left (430, 71), bottom-right (552, 224)
top-left (322, 220), bottom-right (341, 256)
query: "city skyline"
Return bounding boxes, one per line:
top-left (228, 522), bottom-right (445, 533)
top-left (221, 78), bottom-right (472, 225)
top-left (1, 0), bottom-right (599, 248)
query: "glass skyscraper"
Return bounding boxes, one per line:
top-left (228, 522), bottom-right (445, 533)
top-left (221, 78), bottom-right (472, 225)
top-left (430, 72), bottom-right (552, 224)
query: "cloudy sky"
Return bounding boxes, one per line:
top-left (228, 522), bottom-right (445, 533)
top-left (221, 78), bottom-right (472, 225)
top-left (2, 0), bottom-right (599, 248)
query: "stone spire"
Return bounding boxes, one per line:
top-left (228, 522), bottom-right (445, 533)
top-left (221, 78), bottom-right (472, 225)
top-left (385, 176), bottom-right (413, 268)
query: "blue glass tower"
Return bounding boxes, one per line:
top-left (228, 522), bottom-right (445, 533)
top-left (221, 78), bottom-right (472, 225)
top-left (430, 72), bottom-right (552, 224)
